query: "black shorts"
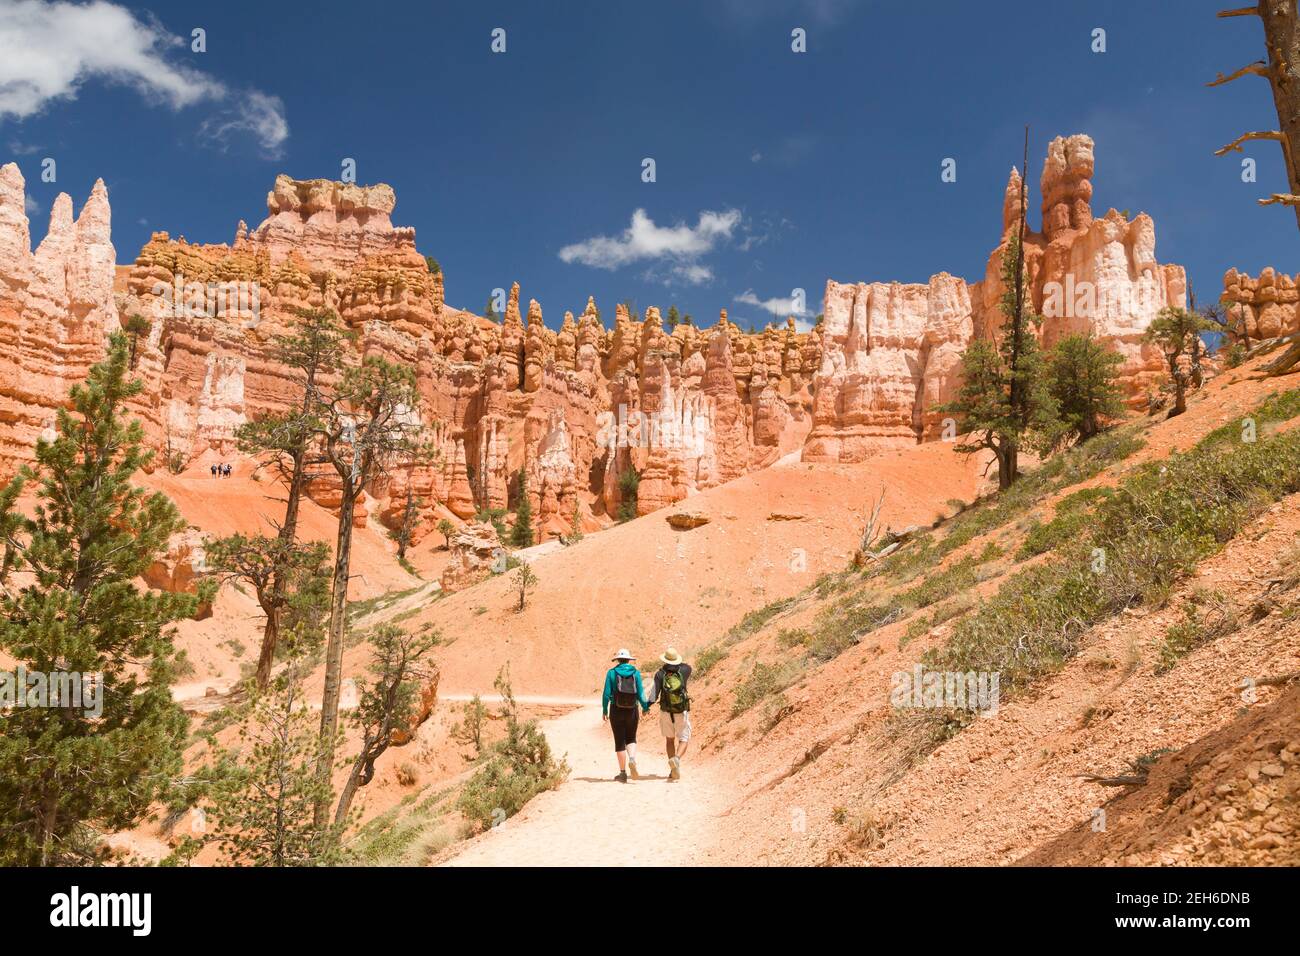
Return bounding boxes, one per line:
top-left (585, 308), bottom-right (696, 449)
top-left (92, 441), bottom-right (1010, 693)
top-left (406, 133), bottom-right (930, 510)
top-left (609, 704), bottom-right (639, 751)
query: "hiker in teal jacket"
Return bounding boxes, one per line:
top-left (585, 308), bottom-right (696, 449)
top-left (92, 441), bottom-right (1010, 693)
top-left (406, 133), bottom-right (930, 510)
top-left (601, 650), bottom-right (650, 783)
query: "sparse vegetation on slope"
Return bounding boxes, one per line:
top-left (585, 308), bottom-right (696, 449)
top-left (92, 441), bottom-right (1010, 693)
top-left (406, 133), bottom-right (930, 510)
top-left (455, 668), bottom-right (568, 831)
top-left (919, 398), bottom-right (1300, 743)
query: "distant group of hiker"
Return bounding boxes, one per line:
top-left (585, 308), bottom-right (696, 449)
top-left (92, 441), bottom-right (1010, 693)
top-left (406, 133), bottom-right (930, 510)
top-left (601, 647), bottom-right (692, 783)
top-left (210, 462), bottom-right (232, 478)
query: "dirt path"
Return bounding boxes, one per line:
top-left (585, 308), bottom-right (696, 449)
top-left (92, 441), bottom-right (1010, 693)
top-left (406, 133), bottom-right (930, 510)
top-left (442, 700), bottom-right (730, 867)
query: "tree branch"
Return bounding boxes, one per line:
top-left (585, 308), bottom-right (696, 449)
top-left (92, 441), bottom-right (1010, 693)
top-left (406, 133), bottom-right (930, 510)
top-left (1206, 60), bottom-right (1270, 86)
top-left (1257, 192), bottom-right (1300, 206)
top-left (1214, 129), bottom-right (1285, 155)
top-left (1216, 5), bottom-right (1261, 17)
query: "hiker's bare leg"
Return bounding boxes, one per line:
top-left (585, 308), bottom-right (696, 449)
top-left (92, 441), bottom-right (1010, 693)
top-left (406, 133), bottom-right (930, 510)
top-left (666, 737), bottom-right (676, 759)
top-left (616, 750), bottom-right (627, 772)
top-left (677, 739), bottom-right (690, 758)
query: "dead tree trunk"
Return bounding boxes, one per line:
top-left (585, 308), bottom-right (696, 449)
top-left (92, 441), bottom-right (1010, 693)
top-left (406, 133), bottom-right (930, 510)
top-left (1212, 3), bottom-right (1300, 230)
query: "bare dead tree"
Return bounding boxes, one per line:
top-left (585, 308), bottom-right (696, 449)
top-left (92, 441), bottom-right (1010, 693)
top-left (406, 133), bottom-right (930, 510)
top-left (853, 489), bottom-right (887, 567)
top-left (1211, 2), bottom-right (1300, 229)
top-left (1212, 0), bottom-right (1300, 385)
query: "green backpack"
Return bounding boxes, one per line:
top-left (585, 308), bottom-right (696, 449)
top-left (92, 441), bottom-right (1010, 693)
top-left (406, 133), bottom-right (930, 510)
top-left (661, 668), bottom-right (689, 714)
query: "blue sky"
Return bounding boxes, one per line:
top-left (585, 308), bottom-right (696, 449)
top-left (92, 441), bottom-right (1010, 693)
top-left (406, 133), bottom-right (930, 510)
top-left (2, 0), bottom-right (1295, 330)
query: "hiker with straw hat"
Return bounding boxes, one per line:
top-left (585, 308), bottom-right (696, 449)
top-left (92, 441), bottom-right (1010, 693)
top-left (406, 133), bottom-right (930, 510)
top-left (646, 647), bottom-right (693, 781)
top-left (601, 649), bottom-right (650, 783)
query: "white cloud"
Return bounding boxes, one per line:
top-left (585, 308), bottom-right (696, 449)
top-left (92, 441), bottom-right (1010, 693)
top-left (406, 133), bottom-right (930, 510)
top-left (672, 263), bottom-right (714, 285)
top-left (199, 91), bottom-right (289, 159)
top-left (559, 207), bottom-right (741, 273)
top-left (735, 288), bottom-right (810, 318)
top-left (643, 262), bottom-right (715, 287)
top-left (0, 0), bottom-right (287, 157)
top-left (24, 194), bottom-right (39, 216)
top-left (755, 134), bottom-right (817, 168)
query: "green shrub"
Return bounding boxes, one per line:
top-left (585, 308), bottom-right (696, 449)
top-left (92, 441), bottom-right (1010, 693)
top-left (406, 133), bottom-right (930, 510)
top-left (474, 507), bottom-right (508, 539)
top-left (455, 670), bottom-right (568, 831)
top-left (1017, 509), bottom-right (1089, 560)
top-left (776, 627), bottom-right (810, 649)
top-left (901, 615), bottom-right (930, 648)
top-left (807, 600), bottom-right (902, 661)
top-left (1155, 592), bottom-right (1237, 674)
top-left (694, 644), bottom-right (728, 677)
top-left (929, 592), bottom-right (976, 628)
top-left (1056, 486), bottom-right (1114, 513)
top-left (728, 596), bottom-right (797, 639)
top-left (616, 468), bottom-right (640, 523)
top-left (731, 659), bottom-right (803, 716)
top-left (1198, 388), bottom-right (1300, 452)
top-left (924, 427), bottom-right (1300, 728)
top-left (900, 557), bottom-right (979, 610)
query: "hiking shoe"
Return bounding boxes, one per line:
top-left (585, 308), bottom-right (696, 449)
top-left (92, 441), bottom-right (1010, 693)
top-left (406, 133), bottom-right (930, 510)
top-left (615, 771), bottom-right (628, 784)
top-left (628, 759), bottom-right (640, 780)
top-left (669, 757), bottom-right (681, 780)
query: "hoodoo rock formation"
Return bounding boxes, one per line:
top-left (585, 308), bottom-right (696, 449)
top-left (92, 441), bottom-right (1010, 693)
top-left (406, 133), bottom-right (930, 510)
top-left (0, 132), bottom-right (1186, 538)
top-left (1222, 267), bottom-right (1300, 344)
top-left (0, 168), bottom-right (815, 539)
top-left (805, 133), bottom-right (1186, 463)
top-left (0, 163), bottom-right (120, 471)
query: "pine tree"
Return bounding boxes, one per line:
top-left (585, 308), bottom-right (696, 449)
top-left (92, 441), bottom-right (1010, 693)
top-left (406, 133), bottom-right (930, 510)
top-left (1144, 307), bottom-right (1217, 417)
top-left (941, 135), bottom-right (1062, 494)
top-left (514, 563), bottom-right (538, 611)
top-left (0, 335), bottom-right (196, 865)
top-left (204, 658), bottom-right (344, 866)
top-left (616, 467), bottom-right (640, 522)
top-left (123, 313), bottom-right (150, 368)
top-left (333, 623), bottom-right (441, 825)
top-left (206, 534), bottom-right (331, 670)
top-left (391, 485), bottom-right (421, 561)
top-left (437, 518), bottom-right (455, 550)
top-left (313, 356), bottom-right (422, 825)
top-left (236, 307), bottom-right (348, 689)
top-left (1048, 332), bottom-right (1126, 443)
top-left (568, 501), bottom-right (583, 542)
top-left (942, 235), bottom-right (1060, 488)
top-left (511, 470), bottom-right (534, 547)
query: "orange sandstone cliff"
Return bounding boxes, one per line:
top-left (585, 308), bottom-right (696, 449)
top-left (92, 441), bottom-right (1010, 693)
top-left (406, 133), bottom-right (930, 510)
top-left (0, 132), bottom-right (1188, 534)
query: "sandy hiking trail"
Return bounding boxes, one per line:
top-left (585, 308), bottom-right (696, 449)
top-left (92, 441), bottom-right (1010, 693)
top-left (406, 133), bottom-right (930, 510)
top-left (443, 700), bottom-right (730, 867)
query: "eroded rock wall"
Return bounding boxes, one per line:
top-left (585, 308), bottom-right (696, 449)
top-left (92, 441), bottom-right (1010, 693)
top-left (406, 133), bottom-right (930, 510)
top-left (805, 133), bottom-right (1186, 463)
top-left (1222, 267), bottom-right (1300, 343)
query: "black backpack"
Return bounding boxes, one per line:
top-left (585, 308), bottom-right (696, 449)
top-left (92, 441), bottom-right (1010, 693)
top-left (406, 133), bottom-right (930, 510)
top-left (660, 667), bottom-right (689, 714)
top-left (614, 671), bottom-right (638, 709)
